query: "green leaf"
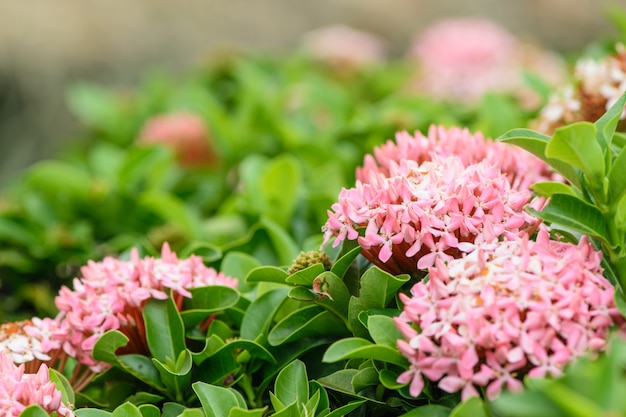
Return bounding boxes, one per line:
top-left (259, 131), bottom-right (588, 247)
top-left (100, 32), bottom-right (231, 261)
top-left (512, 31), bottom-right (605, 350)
top-left (18, 405), bottom-right (51, 417)
top-left (285, 263), bottom-right (326, 285)
top-left (180, 241), bottom-right (223, 263)
top-left (367, 315), bottom-right (404, 348)
top-left (268, 305), bottom-right (349, 346)
top-left (240, 288), bottom-right (290, 341)
top-left (26, 160), bottom-right (92, 200)
top-left (139, 191), bottom-right (203, 240)
top-left (398, 405), bottom-right (452, 417)
top-left (138, 405), bottom-right (161, 417)
top-left (313, 272), bottom-right (351, 320)
top-left (330, 246), bottom-right (362, 280)
top-left (379, 368), bottom-right (405, 390)
top-left (178, 409), bottom-right (205, 417)
top-left (92, 330), bottom-right (130, 365)
top-left (274, 360), bottom-right (309, 410)
top-left (228, 408), bottom-right (267, 417)
top-left (112, 402), bottom-right (144, 417)
top-left (529, 194), bottom-right (609, 244)
top-left (49, 368), bottom-right (75, 407)
top-left (180, 286), bottom-right (240, 328)
top-left (260, 154), bottom-right (302, 229)
top-left (162, 403), bottom-right (187, 417)
top-left (259, 216), bottom-right (300, 266)
top-left (449, 397), bottom-right (489, 417)
top-left (609, 146), bottom-right (626, 203)
top-left (595, 89), bottom-right (626, 149)
top-left (245, 266), bottom-right (289, 284)
top-left (323, 400), bottom-right (367, 417)
top-left (221, 251), bottom-right (261, 288)
top-left (497, 129), bottom-right (581, 187)
top-left (75, 409), bottom-right (112, 417)
top-left (546, 122), bottom-right (604, 183)
top-left (143, 297), bottom-right (186, 363)
top-left (348, 266), bottom-right (410, 338)
top-left (193, 382), bottom-right (245, 417)
top-left (322, 337), bottom-right (408, 367)
top-left (152, 349), bottom-right (192, 402)
top-left (118, 354), bottom-right (166, 391)
top-left (531, 181), bottom-right (576, 197)
top-left (352, 367), bottom-right (379, 393)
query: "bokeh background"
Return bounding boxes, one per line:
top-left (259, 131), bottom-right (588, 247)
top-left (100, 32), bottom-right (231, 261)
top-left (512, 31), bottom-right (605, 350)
top-left (0, 0), bottom-right (621, 184)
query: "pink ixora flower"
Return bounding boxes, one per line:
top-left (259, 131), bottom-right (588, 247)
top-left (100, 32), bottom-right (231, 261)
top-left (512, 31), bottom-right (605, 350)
top-left (137, 112), bottom-right (219, 167)
top-left (394, 226), bottom-right (624, 401)
top-left (406, 17), bottom-right (565, 105)
top-left (0, 350), bottom-right (75, 416)
top-left (322, 128), bottom-right (543, 276)
top-left (53, 243), bottom-right (238, 378)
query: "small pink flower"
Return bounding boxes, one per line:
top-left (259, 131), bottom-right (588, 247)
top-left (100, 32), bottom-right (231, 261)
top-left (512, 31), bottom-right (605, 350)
top-left (395, 227), bottom-right (624, 400)
top-left (0, 351), bottom-right (75, 416)
top-left (54, 243), bottom-right (238, 376)
top-left (137, 112), bottom-right (218, 167)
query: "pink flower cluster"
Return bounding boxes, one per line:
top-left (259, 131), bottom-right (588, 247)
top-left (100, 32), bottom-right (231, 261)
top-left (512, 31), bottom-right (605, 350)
top-left (394, 227), bottom-right (624, 401)
top-left (137, 112), bottom-right (218, 167)
top-left (0, 351), bottom-right (74, 416)
top-left (322, 125), bottom-right (545, 276)
top-left (407, 17), bottom-right (565, 105)
top-left (53, 243), bottom-right (238, 372)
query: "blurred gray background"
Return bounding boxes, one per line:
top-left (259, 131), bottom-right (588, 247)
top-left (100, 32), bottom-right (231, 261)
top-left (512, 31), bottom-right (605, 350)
top-left (0, 0), bottom-right (622, 184)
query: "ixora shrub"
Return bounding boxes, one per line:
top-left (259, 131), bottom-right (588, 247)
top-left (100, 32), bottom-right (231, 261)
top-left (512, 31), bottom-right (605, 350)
top-left (4, 92), bottom-right (626, 416)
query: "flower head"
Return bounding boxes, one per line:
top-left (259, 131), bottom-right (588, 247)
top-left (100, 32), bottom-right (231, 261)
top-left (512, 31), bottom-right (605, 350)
top-left (0, 351), bottom-right (75, 416)
top-left (533, 43), bottom-right (626, 134)
top-left (395, 227), bottom-right (623, 400)
top-left (54, 243), bottom-right (238, 373)
top-left (137, 112), bottom-right (218, 167)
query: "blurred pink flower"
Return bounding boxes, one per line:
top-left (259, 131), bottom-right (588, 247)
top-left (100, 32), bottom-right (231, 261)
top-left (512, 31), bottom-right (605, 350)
top-left (0, 351), bottom-right (75, 416)
top-left (300, 24), bottom-right (386, 71)
top-left (53, 243), bottom-right (238, 376)
top-left (407, 17), bottom-right (565, 104)
top-left (533, 43), bottom-right (626, 134)
top-left (137, 112), bottom-right (218, 167)
top-left (395, 227), bottom-right (623, 400)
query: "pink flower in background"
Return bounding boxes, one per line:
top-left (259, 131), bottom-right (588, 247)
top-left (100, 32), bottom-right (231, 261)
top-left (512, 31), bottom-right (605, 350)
top-left (0, 351), bottom-right (75, 416)
top-left (322, 152), bottom-right (540, 276)
top-left (407, 17), bottom-right (565, 104)
top-left (53, 243), bottom-right (238, 376)
top-left (300, 24), bottom-right (386, 70)
top-left (533, 43), bottom-right (626, 134)
top-left (137, 112), bottom-right (218, 167)
top-left (356, 125), bottom-right (556, 191)
top-left (395, 227), bottom-right (623, 400)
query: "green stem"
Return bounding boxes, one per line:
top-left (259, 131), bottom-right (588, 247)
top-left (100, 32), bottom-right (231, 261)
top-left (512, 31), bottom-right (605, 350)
top-left (239, 373), bottom-right (260, 409)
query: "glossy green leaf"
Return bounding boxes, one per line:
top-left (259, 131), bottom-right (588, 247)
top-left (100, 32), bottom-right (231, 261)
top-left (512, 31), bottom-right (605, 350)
top-left (309, 380), bottom-right (330, 415)
top-left (531, 181), bottom-right (576, 197)
top-left (193, 382), bottom-right (245, 417)
top-left (221, 251), bottom-right (261, 282)
top-left (229, 408), bottom-right (267, 417)
top-left (609, 146), bottom-right (626, 203)
top-left (367, 315), bottom-right (404, 348)
top-left (529, 194), bottom-right (609, 244)
top-left (260, 154), bottom-right (302, 228)
top-left (285, 263), bottom-right (326, 285)
top-left (178, 409), bottom-right (204, 417)
top-left (274, 360), bottom-right (309, 410)
top-left (92, 329), bottom-right (130, 365)
top-left (595, 89), bottom-right (626, 148)
top-left (449, 397), bottom-right (489, 417)
top-left (546, 122), bottom-right (604, 183)
top-left (240, 287), bottom-right (290, 340)
top-left (497, 129), bottom-right (581, 187)
top-left (139, 191), bottom-right (203, 240)
top-left (348, 266), bottom-right (410, 338)
top-left (330, 246), bottom-right (362, 280)
top-left (75, 409), bottom-right (112, 417)
top-left (118, 354), bottom-right (166, 390)
top-left (137, 405), bottom-right (161, 417)
top-left (288, 286), bottom-right (320, 301)
top-left (49, 368), bottom-right (75, 407)
top-left (143, 297), bottom-right (186, 363)
top-left (317, 369), bottom-right (384, 404)
top-left (323, 400), bottom-right (367, 417)
top-left (398, 405), bottom-right (452, 417)
top-left (112, 402), bottom-right (143, 417)
top-left (18, 405), bottom-right (50, 417)
top-left (322, 337), bottom-right (408, 367)
top-left (259, 216), bottom-right (300, 266)
top-left (180, 241), bottom-right (223, 263)
top-left (152, 349), bottom-right (192, 402)
top-left (352, 367), bottom-right (379, 393)
top-left (379, 368), bottom-right (405, 390)
top-left (268, 305), bottom-right (349, 346)
top-left (127, 392), bottom-right (165, 406)
top-left (271, 402), bottom-right (300, 417)
top-left (162, 403), bottom-right (187, 417)
top-left (245, 266), bottom-right (289, 284)
top-left (313, 271), bottom-right (351, 320)
top-left (180, 286), bottom-right (240, 328)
